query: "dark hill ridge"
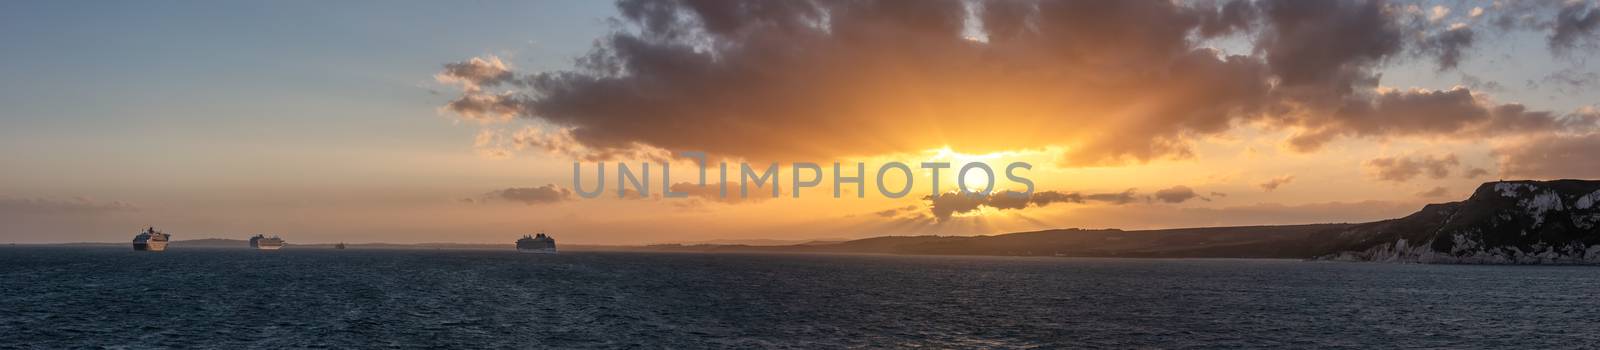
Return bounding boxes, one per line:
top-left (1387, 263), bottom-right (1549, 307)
top-left (647, 180), bottom-right (1600, 264)
top-left (1316, 180), bottom-right (1600, 263)
top-left (646, 224), bottom-right (1357, 258)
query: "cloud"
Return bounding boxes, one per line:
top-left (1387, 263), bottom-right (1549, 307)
top-left (1196, 0), bottom-right (1257, 38)
top-left (537, 0), bottom-right (1279, 164)
top-left (1463, 167), bottom-right (1491, 178)
top-left (1363, 154), bottom-right (1459, 182)
top-left (1283, 87), bottom-right (1581, 152)
top-left (1259, 175), bottom-right (1296, 191)
top-left (925, 192), bottom-right (991, 221)
top-left (443, 92), bottom-right (525, 123)
top-left (1253, 0), bottom-right (1403, 100)
top-left (1550, 2), bottom-right (1600, 52)
top-left (486, 185), bottom-right (573, 205)
top-left (1415, 186), bottom-right (1451, 198)
top-left (0, 197), bottom-right (137, 214)
top-left (1153, 185), bottom-right (1199, 203)
top-left (1540, 68), bottom-right (1600, 95)
top-left (1417, 26), bottom-right (1474, 70)
top-left (436, 56), bottom-right (514, 92)
top-left (1025, 191), bottom-right (1086, 207)
top-left (872, 205), bottom-right (921, 218)
top-left (1493, 133), bottom-right (1600, 179)
top-left (1427, 5), bottom-right (1450, 22)
top-left (434, 0), bottom-right (1591, 164)
top-left (472, 129), bottom-right (515, 159)
top-left (1486, 1), bottom-right (1549, 31)
top-left (436, 56), bottom-right (526, 123)
top-left (1488, 1), bottom-right (1600, 54)
top-left (1084, 189), bottom-right (1143, 205)
top-left (924, 188), bottom-right (1150, 222)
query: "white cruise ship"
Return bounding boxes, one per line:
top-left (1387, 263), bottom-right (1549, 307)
top-left (132, 227), bottom-right (170, 252)
top-left (516, 233), bottom-right (557, 254)
top-left (249, 234), bottom-right (286, 250)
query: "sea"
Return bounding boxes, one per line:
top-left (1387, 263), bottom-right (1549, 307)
top-left (2, 247), bottom-right (1598, 349)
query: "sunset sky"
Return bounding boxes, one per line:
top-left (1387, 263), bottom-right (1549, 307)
top-left (3, 0), bottom-right (1598, 244)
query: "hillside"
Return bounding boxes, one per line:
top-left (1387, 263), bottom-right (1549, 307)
top-left (645, 224), bottom-right (1355, 258)
top-left (1314, 180), bottom-right (1600, 264)
top-left (647, 180), bottom-right (1600, 264)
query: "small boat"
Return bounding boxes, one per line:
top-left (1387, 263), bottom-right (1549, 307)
top-left (334, 242), bottom-right (347, 250)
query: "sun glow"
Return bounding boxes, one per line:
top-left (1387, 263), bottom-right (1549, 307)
top-left (924, 146), bottom-right (1030, 193)
top-left (927, 146), bottom-right (1011, 163)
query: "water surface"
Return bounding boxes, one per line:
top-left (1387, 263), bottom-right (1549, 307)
top-left (2, 247), bottom-right (1597, 348)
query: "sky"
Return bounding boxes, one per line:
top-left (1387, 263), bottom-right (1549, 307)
top-left (1, 0), bottom-right (1598, 245)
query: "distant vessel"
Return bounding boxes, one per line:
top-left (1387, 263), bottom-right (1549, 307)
top-left (516, 233), bottom-right (557, 254)
top-left (334, 242), bottom-right (346, 250)
top-left (132, 227), bottom-right (170, 252)
top-left (249, 234), bottom-right (286, 250)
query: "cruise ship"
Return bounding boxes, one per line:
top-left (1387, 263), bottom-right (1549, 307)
top-left (132, 227), bottom-right (170, 252)
top-left (249, 234), bottom-right (286, 250)
top-left (516, 233), bottom-right (557, 254)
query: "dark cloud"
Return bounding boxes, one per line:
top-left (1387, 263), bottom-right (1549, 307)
top-left (925, 192), bottom-right (989, 221)
top-left (1253, 0), bottom-right (1403, 100)
top-left (436, 0), bottom-right (1591, 164)
top-left (444, 93), bottom-right (526, 123)
top-left (1363, 154), bottom-right (1459, 182)
top-left (1493, 133), bottom-right (1600, 179)
top-left (1550, 2), bottom-right (1600, 52)
top-left (1197, 0), bottom-right (1257, 38)
top-left (1084, 189), bottom-right (1143, 205)
top-left (487, 185), bottom-right (573, 205)
top-left (1026, 191), bottom-right (1085, 207)
top-left (1284, 87), bottom-right (1590, 152)
top-left (1483, 2), bottom-right (1600, 54)
top-left (1418, 26), bottom-right (1474, 70)
top-left (924, 188), bottom-right (1149, 222)
top-left (539, 0), bottom-right (1278, 164)
top-left (1153, 185), bottom-right (1199, 203)
top-left (1260, 175), bottom-right (1296, 191)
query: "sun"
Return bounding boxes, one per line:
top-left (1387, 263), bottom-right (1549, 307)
top-left (925, 146), bottom-right (1014, 193)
